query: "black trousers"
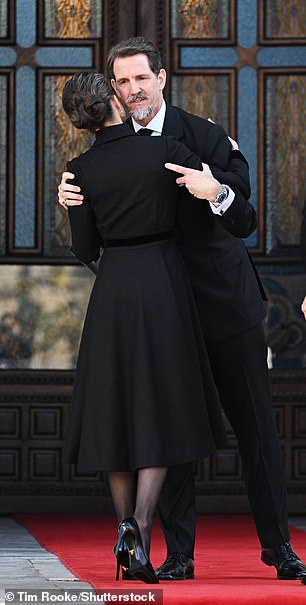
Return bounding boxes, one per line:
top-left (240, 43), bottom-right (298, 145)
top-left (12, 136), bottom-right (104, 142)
top-left (157, 322), bottom-right (290, 557)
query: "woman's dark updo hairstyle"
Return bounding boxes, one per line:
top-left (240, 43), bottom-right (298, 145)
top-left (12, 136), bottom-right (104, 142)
top-left (62, 71), bottom-right (115, 132)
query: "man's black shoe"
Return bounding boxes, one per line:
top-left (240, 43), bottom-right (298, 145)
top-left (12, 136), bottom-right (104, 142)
top-left (155, 553), bottom-right (194, 580)
top-left (261, 542), bottom-right (306, 580)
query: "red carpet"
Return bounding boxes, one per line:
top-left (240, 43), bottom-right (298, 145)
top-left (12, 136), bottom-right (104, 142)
top-left (15, 514), bottom-right (306, 604)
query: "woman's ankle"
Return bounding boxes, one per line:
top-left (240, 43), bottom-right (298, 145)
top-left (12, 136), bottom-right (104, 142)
top-left (133, 516), bottom-right (151, 559)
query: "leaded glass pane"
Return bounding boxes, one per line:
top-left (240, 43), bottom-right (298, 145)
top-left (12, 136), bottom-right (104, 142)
top-left (265, 73), bottom-right (306, 254)
top-left (264, 0), bottom-right (306, 40)
top-left (0, 265), bottom-right (94, 369)
top-left (15, 66), bottom-right (36, 248)
top-left (171, 0), bottom-right (230, 39)
top-left (0, 0), bottom-right (8, 38)
top-left (17, 0), bottom-right (36, 48)
top-left (44, 0), bottom-right (102, 39)
top-left (0, 75), bottom-right (7, 255)
top-left (172, 74), bottom-right (230, 132)
top-left (43, 74), bottom-right (94, 256)
top-left (261, 268), bottom-right (306, 368)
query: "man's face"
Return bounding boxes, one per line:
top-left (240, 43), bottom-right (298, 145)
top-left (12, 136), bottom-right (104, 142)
top-left (111, 53), bottom-right (166, 125)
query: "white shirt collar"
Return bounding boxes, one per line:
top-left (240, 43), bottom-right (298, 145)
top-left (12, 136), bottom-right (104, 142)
top-left (132, 100), bottom-right (166, 135)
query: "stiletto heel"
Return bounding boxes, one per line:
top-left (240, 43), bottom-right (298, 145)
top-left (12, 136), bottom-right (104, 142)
top-left (114, 524), bottom-right (130, 580)
top-left (115, 517), bottom-right (159, 584)
top-left (116, 557), bottom-right (120, 581)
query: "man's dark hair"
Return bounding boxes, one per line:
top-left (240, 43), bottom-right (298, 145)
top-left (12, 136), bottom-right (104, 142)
top-left (62, 71), bottom-right (115, 133)
top-left (107, 37), bottom-right (163, 80)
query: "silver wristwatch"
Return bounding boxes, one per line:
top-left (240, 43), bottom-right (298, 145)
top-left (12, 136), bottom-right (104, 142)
top-left (212, 185), bottom-right (229, 206)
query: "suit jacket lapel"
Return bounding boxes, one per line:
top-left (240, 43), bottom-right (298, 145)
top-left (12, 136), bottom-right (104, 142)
top-left (126, 105), bottom-right (185, 140)
top-left (162, 104), bottom-right (184, 140)
top-left (126, 116), bottom-right (134, 132)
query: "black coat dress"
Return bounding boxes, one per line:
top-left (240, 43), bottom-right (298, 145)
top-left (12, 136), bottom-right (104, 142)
top-left (63, 123), bottom-right (226, 472)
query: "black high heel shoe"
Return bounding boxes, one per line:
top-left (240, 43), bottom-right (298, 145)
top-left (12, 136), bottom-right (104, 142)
top-left (114, 517), bottom-right (159, 584)
top-left (113, 539), bottom-right (130, 580)
top-left (113, 542), bottom-right (133, 580)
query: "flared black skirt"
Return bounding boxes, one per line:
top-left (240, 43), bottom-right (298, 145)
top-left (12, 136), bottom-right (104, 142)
top-left (63, 240), bottom-right (226, 471)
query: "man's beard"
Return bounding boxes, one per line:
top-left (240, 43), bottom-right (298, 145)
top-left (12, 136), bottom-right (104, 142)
top-left (129, 104), bottom-right (154, 121)
top-left (125, 93), bottom-right (154, 121)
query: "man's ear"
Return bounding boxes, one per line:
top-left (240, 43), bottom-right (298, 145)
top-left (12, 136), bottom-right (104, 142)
top-left (111, 78), bottom-right (119, 95)
top-left (158, 69), bottom-right (166, 91)
top-left (112, 95), bottom-right (122, 113)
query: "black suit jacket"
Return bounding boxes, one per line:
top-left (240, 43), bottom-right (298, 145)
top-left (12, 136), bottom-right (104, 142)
top-left (162, 105), bottom-right (266, 341)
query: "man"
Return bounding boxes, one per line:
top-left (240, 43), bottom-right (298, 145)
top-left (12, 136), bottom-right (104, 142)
top-left (58, 37), bottom-right (306, 581)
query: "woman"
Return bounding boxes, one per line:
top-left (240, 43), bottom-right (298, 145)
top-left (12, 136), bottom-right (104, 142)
top-left (61, 72), bottom-right (226, 583)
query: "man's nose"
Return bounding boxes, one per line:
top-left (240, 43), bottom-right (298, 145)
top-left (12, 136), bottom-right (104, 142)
top-left (130, 79), bottom-right (141, 95)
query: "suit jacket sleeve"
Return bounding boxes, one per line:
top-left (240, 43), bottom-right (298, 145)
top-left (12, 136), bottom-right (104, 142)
top-left (165, 135), bottom-right (203, 171)
top-left (203, 121), bottom-right (256, 238)
top-left (211, 150), bottom-right (250, 198)
top-left (66, 159), bottom-right (102, 265)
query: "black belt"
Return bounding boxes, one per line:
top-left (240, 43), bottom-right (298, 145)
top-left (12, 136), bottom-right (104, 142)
top-left (103, 231), bottom-right (174, 248)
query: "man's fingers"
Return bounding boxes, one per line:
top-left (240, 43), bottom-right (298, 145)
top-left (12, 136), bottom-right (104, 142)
top-left (62, 171), bottom-right (75, 182)
top-left (59, 171), bottom-right (81, 194)
top-left (165, 162), bottom-right (193, 176)
top-left (58, 171), bottom-right (83, 209)
top-left (59, 183), bottom-right (81, 194)
top-left (201, 162), bottom-right (212, 175)
top-left (63, 198), bottom-right (84, 207)
top-left (62, 192), bottom-right (83, 201)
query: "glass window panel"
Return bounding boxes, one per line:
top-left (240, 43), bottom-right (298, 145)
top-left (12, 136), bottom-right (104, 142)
top-left (0, 0), bottom-right (8, 38)
top-left (0, 74), bottom-right (7, 255)
top-left (0, 49), bottom-right (16, 66)
top-left (265, 73), bottom-right (306, 255)
top-left (15, 66), bottom-right (36, 248)
top-left (35, 47), bottom-right (93, 67)
top-left (0, 265), bottom-right (94, 370)
top-left (264, 0), bottom-right (306, 40)
top-left (17, 0), bottom-right (36, 48)
top-left (171, 74), bottom-right (230, 132)
top-left (43, 0), bottom-right (102, 39)
top-left (260, 268), bottom-right (306, 368)
top-left (180, 46), bottom-right (237, 68)
top-left (237, 0), bottom-right (256, 48)
top-left (43, 74), bottom-right (94, 256)
top-left (171, 0), bottom-right (230, 39)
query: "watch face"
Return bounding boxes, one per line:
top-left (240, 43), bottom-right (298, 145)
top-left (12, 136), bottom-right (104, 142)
top-left (217, 191), bottom-right (226, 204)
top-left (217, 186), bottom-right (228, 204)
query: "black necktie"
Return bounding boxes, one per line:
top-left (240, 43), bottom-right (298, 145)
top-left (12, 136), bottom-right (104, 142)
top-left (137, 128), bottom-right (153, 136)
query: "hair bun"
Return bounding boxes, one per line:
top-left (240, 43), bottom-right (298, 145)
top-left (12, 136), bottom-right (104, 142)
top-left (62, 72), bottom-right (114, 132)
top-left (84, 95), bottom-right (107, 122)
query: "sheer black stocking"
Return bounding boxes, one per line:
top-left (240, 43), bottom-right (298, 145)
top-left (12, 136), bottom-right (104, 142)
top-left (108, 467), bottom-right (168, 559)
top-left (134, 467), bottom-right (168, 558)
top-left (107, 471), bottom-right (137, 522)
